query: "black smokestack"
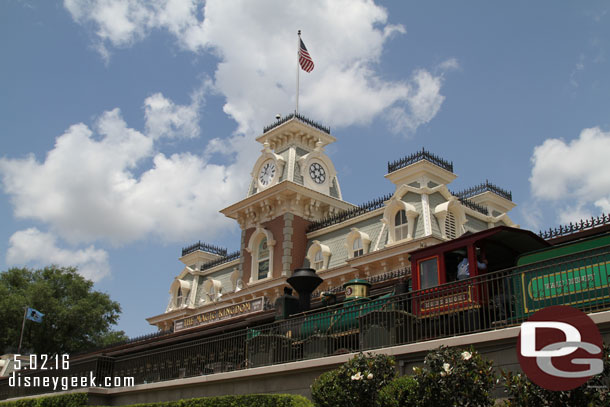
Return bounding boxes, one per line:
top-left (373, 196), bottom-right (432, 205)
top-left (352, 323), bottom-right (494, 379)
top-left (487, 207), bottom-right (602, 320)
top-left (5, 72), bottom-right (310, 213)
top-left (287, 268), bottom-right (323, 311)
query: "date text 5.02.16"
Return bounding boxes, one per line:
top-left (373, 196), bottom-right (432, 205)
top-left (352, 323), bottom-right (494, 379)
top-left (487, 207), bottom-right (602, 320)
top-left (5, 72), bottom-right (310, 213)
top-left (13, 354), bottom-right (69, 371)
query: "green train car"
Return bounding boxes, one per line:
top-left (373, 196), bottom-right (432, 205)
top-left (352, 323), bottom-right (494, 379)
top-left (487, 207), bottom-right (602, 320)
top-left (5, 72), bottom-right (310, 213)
top-left (511, 232), bottom-right (610, 319)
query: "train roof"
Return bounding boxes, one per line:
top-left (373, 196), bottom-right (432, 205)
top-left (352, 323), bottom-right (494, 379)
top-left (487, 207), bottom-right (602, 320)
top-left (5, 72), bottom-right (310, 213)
top-left (409, 226), bottom-right (550, 262)
top-left (517, 230), bottom-right (610, 266)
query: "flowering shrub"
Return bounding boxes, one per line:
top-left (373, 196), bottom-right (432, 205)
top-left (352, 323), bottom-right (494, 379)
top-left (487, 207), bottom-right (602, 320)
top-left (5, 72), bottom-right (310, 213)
top-left (409, 346), bottom-right (496, 407)
top-left (310, 352), bottom-right (396, 407)
top-left (501, 344), bottom-right (610, 406)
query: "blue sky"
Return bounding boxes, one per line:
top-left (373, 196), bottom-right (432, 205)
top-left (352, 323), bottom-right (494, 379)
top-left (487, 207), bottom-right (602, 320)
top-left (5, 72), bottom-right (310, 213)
top-left (1, 1), bottom-right (609, 337)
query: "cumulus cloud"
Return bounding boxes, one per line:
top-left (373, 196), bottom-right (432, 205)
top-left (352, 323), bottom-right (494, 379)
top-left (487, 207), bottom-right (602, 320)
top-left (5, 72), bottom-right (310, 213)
top-left (0, 93), bottom-right (247, 247)
top-left (6, 228), bottom-right (110, 282)
top-left (144, 88), bottom-right (204, 140)
top-left (529, 127), bottom-right (610, 222)
top-left (64, 0), bottom-right (451, 135)
top-left (384, 69), bottom-right (447, 134)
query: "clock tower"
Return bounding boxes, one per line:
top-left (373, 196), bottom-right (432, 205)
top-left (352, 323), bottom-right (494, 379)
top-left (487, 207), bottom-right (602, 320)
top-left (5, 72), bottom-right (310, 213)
top-left (221, 114), bottom-right (353, 297)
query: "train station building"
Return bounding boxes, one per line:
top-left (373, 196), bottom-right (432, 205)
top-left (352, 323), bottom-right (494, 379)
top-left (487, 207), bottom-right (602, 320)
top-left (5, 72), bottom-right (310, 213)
top-left (4, 113), bottom-right (610, 405)
top-left (147, 113), bottom-right (517, 333)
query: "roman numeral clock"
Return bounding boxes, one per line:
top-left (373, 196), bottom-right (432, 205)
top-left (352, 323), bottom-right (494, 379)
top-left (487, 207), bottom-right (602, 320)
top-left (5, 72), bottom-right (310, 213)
top-left (259, 160), bottom-right (277, 187)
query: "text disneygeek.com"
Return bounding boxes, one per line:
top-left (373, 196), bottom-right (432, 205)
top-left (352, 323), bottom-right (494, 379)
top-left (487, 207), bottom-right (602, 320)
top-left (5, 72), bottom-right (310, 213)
top-left (9, 372), bottom-right (135, 391)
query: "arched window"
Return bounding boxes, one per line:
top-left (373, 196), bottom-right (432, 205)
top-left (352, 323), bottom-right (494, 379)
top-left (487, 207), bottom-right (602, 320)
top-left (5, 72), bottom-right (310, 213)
top-left (307, 240), bottom-right (331, 271)
top-left (353, 237), bottom-right (364, 257)
top-left (313, 250), bottom-right (324, 269)
top-left (247, 227), bottom-right (275, 283)
top-left (167, 278), bottom-right (192, 311)
top-left (346, 228), bottom-right (371, 259)
top-left (394, 210), bottom-right (409, 241)
top-left (257, 237), bottom-right (270, 280)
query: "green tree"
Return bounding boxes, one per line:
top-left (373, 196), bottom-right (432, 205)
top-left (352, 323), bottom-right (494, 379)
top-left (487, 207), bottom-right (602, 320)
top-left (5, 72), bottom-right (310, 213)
top-left (0, 266), bottom-right (127, 355)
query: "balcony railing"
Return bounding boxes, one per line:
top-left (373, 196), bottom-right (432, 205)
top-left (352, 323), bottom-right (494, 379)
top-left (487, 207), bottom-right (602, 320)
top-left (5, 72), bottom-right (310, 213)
top-left (3, 244), bottom-right (609, 399)
top-left (307, 193), bottom-right (392, 233)
top-left (181, 242), bottom-right (228, 257)
top-left (539, 212), bottom-right (610, 240)
top-left (454, 180), bottom-right (512, 202)
top-left (263, 113), bottom-right (330, 135)
top-left (387, 148), bottom-right (453, 174)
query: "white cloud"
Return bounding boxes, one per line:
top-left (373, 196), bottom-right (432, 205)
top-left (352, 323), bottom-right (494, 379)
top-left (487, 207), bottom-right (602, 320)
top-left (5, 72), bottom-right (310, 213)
top-left (0, 93), bottom-right (248, 247)
top-left (64, 0), bottom-right (451, 135)
top-left (438, 58), bottom-right (460, 72)
top-left (529, 127), bottom-right (610, 222)
top-left (557, 204), bottom-right (593, 226)
top-left (144, 89), bottom-right (203, 140)
top-left (6, 228), bottom-right (110, 282)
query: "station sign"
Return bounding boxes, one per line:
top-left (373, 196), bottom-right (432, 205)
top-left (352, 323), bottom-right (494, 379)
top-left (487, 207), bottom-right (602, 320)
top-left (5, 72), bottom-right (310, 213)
top-left (174, 297), bottom-right (264, 331)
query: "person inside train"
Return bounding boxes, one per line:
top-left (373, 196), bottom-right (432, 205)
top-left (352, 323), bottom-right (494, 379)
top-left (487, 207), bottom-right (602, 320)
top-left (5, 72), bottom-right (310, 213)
top-left (456, 248), bottom-right (488, 280)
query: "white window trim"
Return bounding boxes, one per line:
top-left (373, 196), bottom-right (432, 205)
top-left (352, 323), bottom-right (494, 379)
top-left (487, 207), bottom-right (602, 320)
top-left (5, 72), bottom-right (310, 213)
top-left (382, 197), bottom-right (419, 244)
top-left (306, 240), bottom-right (331, 270)
top-left (230, 268), bottom-right (245, 293)
top-left (246, 227), bottom-right (276, 284)
top-left (433, 199), bottom-right (466, 240)
top-left (345, 228), bottom-right (371, 259)
top-left (168, 279), bottom-right (191, 310)
top-left (202, 278), bottom-right (223, 304)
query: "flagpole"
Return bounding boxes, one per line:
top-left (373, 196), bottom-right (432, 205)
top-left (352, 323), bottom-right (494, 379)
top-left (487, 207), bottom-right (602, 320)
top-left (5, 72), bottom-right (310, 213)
top-left (296, 30), bottom-right (301, 114)
top-left (17, 307), bottom-right (27, 354)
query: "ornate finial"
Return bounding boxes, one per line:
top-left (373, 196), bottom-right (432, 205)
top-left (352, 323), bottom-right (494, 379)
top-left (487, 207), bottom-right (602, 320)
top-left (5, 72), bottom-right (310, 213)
top-left (298, 30), bottom-right (301, 36)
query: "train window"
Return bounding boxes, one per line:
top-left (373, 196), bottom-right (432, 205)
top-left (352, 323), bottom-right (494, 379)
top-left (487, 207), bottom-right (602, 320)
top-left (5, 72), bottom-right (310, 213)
top-left (394, 210), bottom-right (409, 241)
top-left (444, 248), bottom-right (467, 282)
top-left (419, 257), bottom-right (439, 289)
top-left (257, 238), bottom-right (270, 280)
top-left (353, 237), bottom-right (364, 257)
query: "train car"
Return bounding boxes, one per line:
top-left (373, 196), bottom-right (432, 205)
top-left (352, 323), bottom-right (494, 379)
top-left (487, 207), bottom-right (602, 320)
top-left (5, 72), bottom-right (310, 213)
top-left (409, 226), bottom-right (550, 331)
top-left (511, 231), bottom-right (610, 320)
top-left (246, 278), bottom-right (409, 363)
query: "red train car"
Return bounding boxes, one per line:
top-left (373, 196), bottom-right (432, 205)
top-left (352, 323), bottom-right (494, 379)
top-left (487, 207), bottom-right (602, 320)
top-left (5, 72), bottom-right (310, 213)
top-left (410, 226), bottom-right (549, 325)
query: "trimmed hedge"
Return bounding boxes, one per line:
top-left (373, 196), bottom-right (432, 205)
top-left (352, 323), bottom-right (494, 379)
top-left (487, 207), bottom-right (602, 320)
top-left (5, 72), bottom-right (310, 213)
top-left (0, 394), bottom-right (312, 407)
top-left (0, 392), bottom-right (88, 407)
top-left (103, 394), bottom-right (312, 407)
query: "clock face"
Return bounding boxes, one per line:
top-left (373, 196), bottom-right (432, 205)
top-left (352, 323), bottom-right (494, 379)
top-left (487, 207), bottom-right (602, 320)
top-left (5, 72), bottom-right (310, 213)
top-left (258, 161), bottom-right (276, 187)
top-left (309, 162), bottom-right (326, 184)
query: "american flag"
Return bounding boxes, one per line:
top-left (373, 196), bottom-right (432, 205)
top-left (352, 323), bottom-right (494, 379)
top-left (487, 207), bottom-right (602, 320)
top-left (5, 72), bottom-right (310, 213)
top-left (299, 38), bottom-right (314, 73)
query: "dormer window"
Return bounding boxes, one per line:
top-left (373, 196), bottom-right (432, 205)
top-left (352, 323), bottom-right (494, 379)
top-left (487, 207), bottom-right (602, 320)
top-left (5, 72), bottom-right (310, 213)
top-left (394, 210), bottom-right (409, 241)
top-left (176, 287), bottom-right (183, 307)
top-left (382, 196), bottom-right (418, 245)
top-left (433, 200), bottom-right (465, 240)
top-left (353, 237), bottom-right (364, 257)
top-left (313, 250), bottom-right (324, 269)
top-left (257, 238), bottom-right (270, 280)
top-left (307, 240), bottom-right (331, 271)
top-left (346, 228), bottom-right (371, 259)
top-left (445, 211), bottom-right (457, 240)
top-left (168, 279), bottom-right (191, 311)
